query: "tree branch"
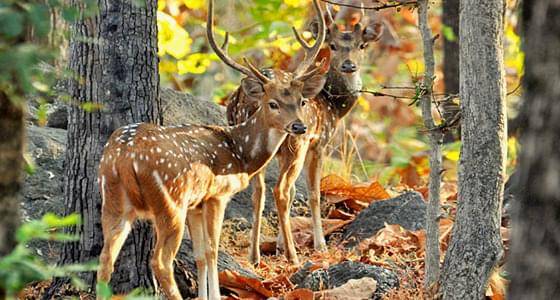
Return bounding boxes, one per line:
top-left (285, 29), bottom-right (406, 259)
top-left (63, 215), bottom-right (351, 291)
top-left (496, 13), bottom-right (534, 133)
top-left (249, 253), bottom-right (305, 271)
top-left (319, 0), bottom-right (417, 11)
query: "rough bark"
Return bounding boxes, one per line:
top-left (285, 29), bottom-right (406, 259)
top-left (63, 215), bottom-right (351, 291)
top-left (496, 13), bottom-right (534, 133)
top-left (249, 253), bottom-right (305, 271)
top-left (418, 0), bottom-right (442, 290)
top-left (507, 2), bottom-right (560, 299)
top-left (0, 92), bottom-right (24, 257)
top-left (47, 0), bottom-right (161, 295)
top-left (440, 1), bottom-right (506, 299)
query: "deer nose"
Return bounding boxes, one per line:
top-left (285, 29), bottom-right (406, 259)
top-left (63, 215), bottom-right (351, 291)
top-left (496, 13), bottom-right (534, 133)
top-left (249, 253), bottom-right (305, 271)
top-left (290, 120), bottom-right (307, 134)
top-left (341, 60), bottom-right (358, 73)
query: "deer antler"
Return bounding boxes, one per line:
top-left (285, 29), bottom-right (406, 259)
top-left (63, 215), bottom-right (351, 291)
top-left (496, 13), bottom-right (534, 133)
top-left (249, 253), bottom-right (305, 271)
top-left (292, 0), bottom-right (326, 78)
top-left (207, 0), bottom-right (270, 82)
top-left (243, 58), bottom-right (270, 83)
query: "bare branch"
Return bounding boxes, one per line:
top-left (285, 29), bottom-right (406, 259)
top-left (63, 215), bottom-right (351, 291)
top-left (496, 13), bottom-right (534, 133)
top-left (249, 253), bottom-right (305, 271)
top-left (319, 0), bottom-right (418, 11)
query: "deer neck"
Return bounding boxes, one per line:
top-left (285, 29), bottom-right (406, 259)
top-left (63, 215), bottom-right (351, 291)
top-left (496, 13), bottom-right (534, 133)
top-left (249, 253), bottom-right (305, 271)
top-left (227, 108), bottom-right (288, 177)
top-left (321, 70), bottom-right (361, 118)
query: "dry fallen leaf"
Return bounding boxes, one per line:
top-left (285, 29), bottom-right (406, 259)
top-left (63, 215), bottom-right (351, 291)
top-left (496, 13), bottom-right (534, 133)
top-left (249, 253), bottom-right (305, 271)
top-left (284, 288), bottom-right (315, 300)
top-left (320, 175), bottom-right (390, 203)
top-left (219, 270), bottom-right (273, 299)
top-left (315, 277), bottom-right (377, 300)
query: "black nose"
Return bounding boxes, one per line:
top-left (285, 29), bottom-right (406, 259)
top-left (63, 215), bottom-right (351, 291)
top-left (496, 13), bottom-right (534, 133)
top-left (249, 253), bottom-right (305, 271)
top-left (341, 59), bottom-right (358, 73)
top-left (290, 121), bottom-right (307, 134)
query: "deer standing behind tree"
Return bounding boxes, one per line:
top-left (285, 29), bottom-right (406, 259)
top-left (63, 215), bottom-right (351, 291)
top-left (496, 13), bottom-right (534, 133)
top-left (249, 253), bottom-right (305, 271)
top-left (226, 2), bottom-right (384, 264)
top-left (95, 0), bottom-right (326, 299)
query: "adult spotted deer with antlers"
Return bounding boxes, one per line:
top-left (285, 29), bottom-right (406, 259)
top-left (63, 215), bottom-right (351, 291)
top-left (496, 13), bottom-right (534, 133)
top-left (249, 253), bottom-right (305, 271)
top-left (227, 4), bottom-right (384, 265)
top-left (96, 0), bottom-right (326, 299)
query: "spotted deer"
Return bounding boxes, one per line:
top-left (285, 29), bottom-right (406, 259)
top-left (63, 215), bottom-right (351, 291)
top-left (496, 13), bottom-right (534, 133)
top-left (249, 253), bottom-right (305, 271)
top-left (96, 0), bottom-right (326, 299)
top-left (227, 4), bottom-right (384, 265)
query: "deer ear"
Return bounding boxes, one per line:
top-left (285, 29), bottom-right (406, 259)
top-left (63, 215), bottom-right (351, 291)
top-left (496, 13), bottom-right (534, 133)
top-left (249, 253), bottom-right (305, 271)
top-left (241, 77), bottom-right (265, 100)
top-left (301, 74), bottom-right (326, 98)
top-left (362, 22), bottom-right (384, 42)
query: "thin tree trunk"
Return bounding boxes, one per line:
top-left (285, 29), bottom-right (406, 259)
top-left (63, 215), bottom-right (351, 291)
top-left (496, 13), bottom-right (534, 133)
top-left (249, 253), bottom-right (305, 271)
top-left (508, 2), bottom-right (560, 299)
top-left (440, 1), bottom-right (506, 299)
top-left (417, 0), bottom-right (442, 291)
top-left (46, 0), bottom-right (161, 295)
top-left (0, 92), bottom-right (24, 257)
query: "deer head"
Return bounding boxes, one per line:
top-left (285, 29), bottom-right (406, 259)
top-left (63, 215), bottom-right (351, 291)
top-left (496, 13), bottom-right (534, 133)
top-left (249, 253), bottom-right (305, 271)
top-left (308, 4), bottom-right (383, 91)
top-left (208, 0), bottom-right (327, 131)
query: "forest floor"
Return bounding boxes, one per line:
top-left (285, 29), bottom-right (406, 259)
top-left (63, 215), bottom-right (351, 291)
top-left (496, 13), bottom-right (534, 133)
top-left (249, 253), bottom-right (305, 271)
top-left (18, 176), bottom-right (510, 300)
top-left (215, 176), bottom-right (510, 300)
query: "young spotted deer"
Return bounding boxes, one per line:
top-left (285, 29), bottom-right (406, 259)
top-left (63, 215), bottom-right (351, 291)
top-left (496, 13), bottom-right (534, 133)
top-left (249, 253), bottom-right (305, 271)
top-left (227, 5), bottom-right (383, 265)
top-left (96, 0), bottom-right (326, 299)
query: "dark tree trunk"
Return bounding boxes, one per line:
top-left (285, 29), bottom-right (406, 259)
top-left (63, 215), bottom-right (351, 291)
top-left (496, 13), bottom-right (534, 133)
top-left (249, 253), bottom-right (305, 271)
top-left (440, 0), bottom-right (506, 299)
top-left (0, 92), bottom-right (24, 257)
top-left (508, 2), bottom-right (560, 299)
top-left (442, 0), bottom-right (459, 95)
top-left (441, 0), bottom-right (460, 142)
top-left (47, 0), bottom-right (161, 295)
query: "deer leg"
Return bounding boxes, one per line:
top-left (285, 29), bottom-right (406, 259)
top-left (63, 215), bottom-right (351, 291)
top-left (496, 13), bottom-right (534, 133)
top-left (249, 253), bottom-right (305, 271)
top-left (151, 209), bottom-right (186, 300)
top-left (203, 197), bottom-right (227, 300)
top-left (97, 185), bottom-right (134, 285)
top-left (187, 208), bottom-right (207, 300)
top-left (276, 184), bottom-right (296, 254)
top-left (249, 172), bottom-right (266, 266)
top-left (274, 148), bottom-right (307, 264)
top-left (304, 145), bottom-right (327, 250)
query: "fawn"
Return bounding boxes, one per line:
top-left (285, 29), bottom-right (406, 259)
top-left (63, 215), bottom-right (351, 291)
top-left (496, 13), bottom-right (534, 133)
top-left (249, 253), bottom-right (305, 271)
top-left (227, 3), bottom-right (384, 265)
top-left (96, 0), bottom-right (326, 299)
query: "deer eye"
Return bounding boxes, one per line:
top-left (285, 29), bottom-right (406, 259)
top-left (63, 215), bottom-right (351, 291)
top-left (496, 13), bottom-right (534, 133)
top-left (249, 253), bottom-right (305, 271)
top-left (268, 101), bottom-right (279, 110)
top-left (301, 98), bottom-right (308, 107)
top-left (329, 43), bottom-right (337, 51)
top-left (359, 43), bottom-right (368, 49)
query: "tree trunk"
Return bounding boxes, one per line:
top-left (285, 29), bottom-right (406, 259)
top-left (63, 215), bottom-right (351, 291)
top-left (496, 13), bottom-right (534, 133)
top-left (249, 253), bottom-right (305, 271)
top-left (0, 92), bottom-right (24, 257)
top-left (440, 1), bottom-right (506, 299)
top-left (442, 0), bottom-right (459, 95)
top-left (507, 2), bottom-right (560, 299)
top-left (417, 0), bottom-right (442, 290)
top-left (48, 0), bottom-right (161, 295)
top-left (441, 0), bottom-right (460, 142)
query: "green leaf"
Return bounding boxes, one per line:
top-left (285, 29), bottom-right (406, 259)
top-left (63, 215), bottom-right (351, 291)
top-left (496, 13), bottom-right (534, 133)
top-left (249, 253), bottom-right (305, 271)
top-left (24, 161), bottom-right (36, 175)
top-left (0, 8), bottom-right (24, 38)
top-left (42, 213), bottom-right (81, 228)
top-left (61, 6), bottom-right (79, 22)
top-left (441, 24), bottom-right (456, 42)
top-left (81, 102), bottom-right (105, 112)
top-left (96, 282), bottom-right (113, 300)
top-left (28, 4), bottom-right (51, 38)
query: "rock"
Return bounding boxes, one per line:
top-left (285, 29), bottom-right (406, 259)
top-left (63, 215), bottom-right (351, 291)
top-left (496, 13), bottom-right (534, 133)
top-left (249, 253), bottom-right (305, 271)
top-left (23, 126), bottom-right (67, 221)
top-left (161, 88), bottom-right (226, 126)
top-left (23, 125), bottom-right (67, 261)
top-left (174, 238), bottom-right (258, 299)
top-left (316, 277), bottom-right (378, 300)
top-left (46, 104), bottom-right (68, 129)
top-left (342, 191), bottom-right (426, 247)
top-left (291, 261), bottom-right (399, 299)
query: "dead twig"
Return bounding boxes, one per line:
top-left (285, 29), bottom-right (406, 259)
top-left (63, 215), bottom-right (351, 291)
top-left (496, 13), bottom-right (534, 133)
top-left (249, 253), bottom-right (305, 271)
top-left (319, 0), bottom-right (417, 11)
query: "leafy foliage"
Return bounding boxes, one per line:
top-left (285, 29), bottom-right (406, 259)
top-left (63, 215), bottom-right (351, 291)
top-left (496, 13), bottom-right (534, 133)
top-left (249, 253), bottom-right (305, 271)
top-left (0, 0), bottom-right (97, 103)
top-left (0, 214), bottom-right (96, 300)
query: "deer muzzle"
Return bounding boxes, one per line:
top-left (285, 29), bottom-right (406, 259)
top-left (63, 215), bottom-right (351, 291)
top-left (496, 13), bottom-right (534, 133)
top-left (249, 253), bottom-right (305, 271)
top-left (289, 120), bottom-right (307, 135)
